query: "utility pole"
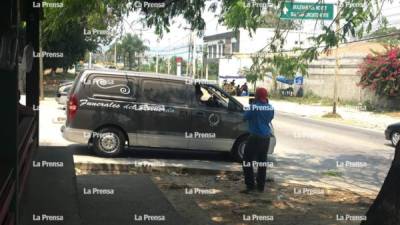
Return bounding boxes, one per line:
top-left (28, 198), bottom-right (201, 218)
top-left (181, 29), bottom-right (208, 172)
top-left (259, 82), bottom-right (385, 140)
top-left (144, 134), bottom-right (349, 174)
top-left (333, 1), bottom-right (340, 114)
top-left (156, 38), bottom-right (159, 74)
top-left (114, 42), bottom-right (117, 67)
top-left (89, 52), bottom-right (92, 69)
top-left (186, 32), bottom-right (192, 77)
top-left (167, 58), bottom-right (171, 75)
top-left (155, 54), bottom-right (159, 74)
top-left (192, 34), bottom-right (196, 78)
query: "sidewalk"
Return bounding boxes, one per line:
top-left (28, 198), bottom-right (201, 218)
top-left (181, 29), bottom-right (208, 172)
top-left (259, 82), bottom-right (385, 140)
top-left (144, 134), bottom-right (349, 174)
top-left (235, 96), bottom-right (399, 131)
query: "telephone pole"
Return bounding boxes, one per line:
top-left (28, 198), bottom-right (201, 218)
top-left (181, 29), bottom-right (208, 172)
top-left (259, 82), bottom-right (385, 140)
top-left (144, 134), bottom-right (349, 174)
top-left (333, 1), bottom-right (340, 114)
top-left (192, 33), bottom-right (196, 78)
top-left (186, 32), bottom-right (192, 76)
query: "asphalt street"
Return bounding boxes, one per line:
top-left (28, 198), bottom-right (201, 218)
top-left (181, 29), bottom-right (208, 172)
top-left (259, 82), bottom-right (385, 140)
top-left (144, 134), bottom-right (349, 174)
top-left (272, 112), bottom-right (395, 194)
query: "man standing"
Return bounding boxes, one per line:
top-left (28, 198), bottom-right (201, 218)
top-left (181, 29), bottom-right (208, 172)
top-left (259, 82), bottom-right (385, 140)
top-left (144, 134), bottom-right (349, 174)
top-left (242, 87), bottom-right (274, 193)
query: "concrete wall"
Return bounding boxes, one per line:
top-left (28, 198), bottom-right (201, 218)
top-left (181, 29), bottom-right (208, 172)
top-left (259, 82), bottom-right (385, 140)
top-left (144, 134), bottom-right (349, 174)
top-left (304, 55), bottom-right (374, 102)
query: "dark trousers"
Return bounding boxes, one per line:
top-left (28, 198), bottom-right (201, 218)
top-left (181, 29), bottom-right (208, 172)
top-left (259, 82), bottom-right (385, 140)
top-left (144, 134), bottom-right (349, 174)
top-left (242, 134), bottom-right (270, 190)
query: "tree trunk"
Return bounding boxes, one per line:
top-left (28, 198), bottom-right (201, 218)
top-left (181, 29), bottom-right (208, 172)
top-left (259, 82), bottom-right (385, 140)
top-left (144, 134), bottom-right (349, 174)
top-left (128, 52), bottom-right (132, 70)
top-left (123, 53), bottom-right (126, 69)
top-left (361, 142), bottom-right (400, 225)
top-left (273, 74), bottom-right (278, 92)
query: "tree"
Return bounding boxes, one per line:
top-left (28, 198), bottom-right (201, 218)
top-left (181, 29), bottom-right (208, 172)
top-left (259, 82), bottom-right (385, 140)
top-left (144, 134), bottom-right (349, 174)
top-left (119, 34), bottom-right (148, 70)
top-left (368, 25), bottom-right (400, 45)
top-left (42, 20), bottom-right (97, 72)
top-left (242, 53), bottom-right (308, 92)
top-left (361, 141), bottom-right (400, 225)
top-left (242, 56), bottom-right (269, 91)
top-left (42, 0), bottom-right (122, 72)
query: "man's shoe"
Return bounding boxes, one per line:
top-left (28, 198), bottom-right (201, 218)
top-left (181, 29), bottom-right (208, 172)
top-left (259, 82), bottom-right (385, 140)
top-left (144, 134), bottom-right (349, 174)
top-left (240, 188), bottom-right (255, 194)
top-left (257, 187), bottom-right (265, 193)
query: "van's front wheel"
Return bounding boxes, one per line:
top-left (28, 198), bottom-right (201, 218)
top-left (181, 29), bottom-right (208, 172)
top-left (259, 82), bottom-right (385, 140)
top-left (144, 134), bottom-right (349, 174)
top-left (92, 127), bottom-right (125, 157)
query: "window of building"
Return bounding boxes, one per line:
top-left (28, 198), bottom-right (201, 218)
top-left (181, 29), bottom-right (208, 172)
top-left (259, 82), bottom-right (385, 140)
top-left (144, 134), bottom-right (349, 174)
top-left (212, 45), bottom-right (217, 58)
top-left (232, 42), bottom-right (238, 53)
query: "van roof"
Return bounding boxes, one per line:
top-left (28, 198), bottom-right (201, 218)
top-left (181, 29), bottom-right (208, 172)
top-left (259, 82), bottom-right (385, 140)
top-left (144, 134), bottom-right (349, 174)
top-left (81, 69), bottom-right (218, 84)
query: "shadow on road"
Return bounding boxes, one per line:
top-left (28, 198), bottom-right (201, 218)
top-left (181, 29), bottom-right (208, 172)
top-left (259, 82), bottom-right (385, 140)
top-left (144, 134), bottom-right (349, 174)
top-left (272, 151), bottom-right (394, 194)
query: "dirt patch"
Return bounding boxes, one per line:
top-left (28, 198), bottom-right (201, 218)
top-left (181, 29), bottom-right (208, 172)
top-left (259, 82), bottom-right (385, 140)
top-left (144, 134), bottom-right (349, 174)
top-left (382, 111), bottom-right (400, 118)
top-left (76, 165), bottom-right (375, 225)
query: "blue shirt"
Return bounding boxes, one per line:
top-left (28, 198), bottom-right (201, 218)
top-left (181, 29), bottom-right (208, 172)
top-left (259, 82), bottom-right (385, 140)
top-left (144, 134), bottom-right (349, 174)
top-left (243, 101), bottom-right (274, 137)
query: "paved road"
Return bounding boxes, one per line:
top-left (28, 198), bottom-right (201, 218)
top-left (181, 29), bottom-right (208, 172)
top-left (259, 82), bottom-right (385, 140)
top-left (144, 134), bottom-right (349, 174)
top-left (272, 112), bottom-right (395, 194)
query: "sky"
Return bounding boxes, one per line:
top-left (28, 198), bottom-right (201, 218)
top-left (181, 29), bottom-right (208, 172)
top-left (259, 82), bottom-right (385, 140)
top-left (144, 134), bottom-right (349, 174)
top-left (104, 0), bottom-right (400, 59)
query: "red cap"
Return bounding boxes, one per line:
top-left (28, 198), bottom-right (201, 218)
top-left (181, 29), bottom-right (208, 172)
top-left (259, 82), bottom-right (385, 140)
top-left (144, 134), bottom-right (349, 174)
top-left (255, 87), bottom-right (268, 103)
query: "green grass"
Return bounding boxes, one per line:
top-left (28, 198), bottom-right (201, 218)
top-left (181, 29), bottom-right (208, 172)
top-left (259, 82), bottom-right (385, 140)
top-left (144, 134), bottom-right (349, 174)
top-left (269, 90), bottom-right (370, 110)
top-left (322, 112), bottom-right (343, 118)
top-left (269, 90), bottom-right (333, 106)
top-left (321, 170), bottom-right (343, 177)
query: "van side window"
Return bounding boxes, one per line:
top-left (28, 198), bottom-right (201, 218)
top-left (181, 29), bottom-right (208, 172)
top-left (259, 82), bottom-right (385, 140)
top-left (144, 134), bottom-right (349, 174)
top-left (87, 75), bottom-right (134, 99)
top-left (142, 80), bottom-right (186, 105)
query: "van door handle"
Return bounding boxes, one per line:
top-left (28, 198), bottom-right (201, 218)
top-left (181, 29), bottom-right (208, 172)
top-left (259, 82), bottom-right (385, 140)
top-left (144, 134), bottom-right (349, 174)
top-left (195, 112), bottom-right (206, 117)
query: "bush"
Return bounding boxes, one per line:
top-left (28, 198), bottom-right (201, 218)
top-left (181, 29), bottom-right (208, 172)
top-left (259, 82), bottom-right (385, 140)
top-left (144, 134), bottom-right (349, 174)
top-left (359, 47), bottom-right (400, 97)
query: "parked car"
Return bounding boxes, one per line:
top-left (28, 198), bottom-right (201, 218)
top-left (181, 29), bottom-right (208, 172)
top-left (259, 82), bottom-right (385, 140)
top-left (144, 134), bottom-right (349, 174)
top-left (385, 122), bottom-right (400, 146)
top-left (61, 69), bottom-right (276, 161)
top-left (55, 82), bottom-right (73, 105)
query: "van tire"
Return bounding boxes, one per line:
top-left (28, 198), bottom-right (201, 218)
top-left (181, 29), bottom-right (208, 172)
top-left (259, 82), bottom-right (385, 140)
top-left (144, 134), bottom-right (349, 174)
top-left (92, 127), bottom-right (125, 157)
top-left (231, 135), bottom-right (248, 162)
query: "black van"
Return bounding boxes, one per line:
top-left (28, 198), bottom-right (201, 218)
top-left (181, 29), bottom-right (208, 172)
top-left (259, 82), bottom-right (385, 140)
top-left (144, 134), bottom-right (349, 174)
top-left (61, 69), bottom-right (276, 161)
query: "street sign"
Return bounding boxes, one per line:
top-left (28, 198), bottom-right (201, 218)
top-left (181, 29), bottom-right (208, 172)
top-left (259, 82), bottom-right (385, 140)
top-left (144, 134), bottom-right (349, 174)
top-left (280, 2), bottom-right (334, 20)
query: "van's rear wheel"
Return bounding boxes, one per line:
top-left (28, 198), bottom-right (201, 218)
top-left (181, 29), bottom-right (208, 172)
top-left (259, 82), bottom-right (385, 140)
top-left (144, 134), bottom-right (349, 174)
top-left (231, 135), bottom-right (248, 162)
top-left (92, 127), bottom-right (125, 157)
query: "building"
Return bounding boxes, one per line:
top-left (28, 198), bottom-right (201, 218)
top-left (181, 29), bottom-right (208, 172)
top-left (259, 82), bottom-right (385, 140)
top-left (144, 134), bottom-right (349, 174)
top-left (203, 28), bottom-right (316, 85)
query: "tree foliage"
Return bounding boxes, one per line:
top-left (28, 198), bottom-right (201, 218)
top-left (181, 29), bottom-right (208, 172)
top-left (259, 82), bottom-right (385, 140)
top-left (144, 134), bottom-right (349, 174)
top-left (243, 53), bottom-right (308, 91)
top-left (369, 25), bottom-right (400, 45)
top-left (117, 34), bottom-right (149, 69)
top-left (42, 0), bottom-right (123, 70)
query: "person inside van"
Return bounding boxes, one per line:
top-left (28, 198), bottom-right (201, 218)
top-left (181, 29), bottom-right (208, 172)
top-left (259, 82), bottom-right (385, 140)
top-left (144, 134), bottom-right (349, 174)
top-left (195, 83), bottom-right (222, 108)
top-left (241, 87), bottom-right (274, 194)
top-left (195, 83), bottom-right (204, 102)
